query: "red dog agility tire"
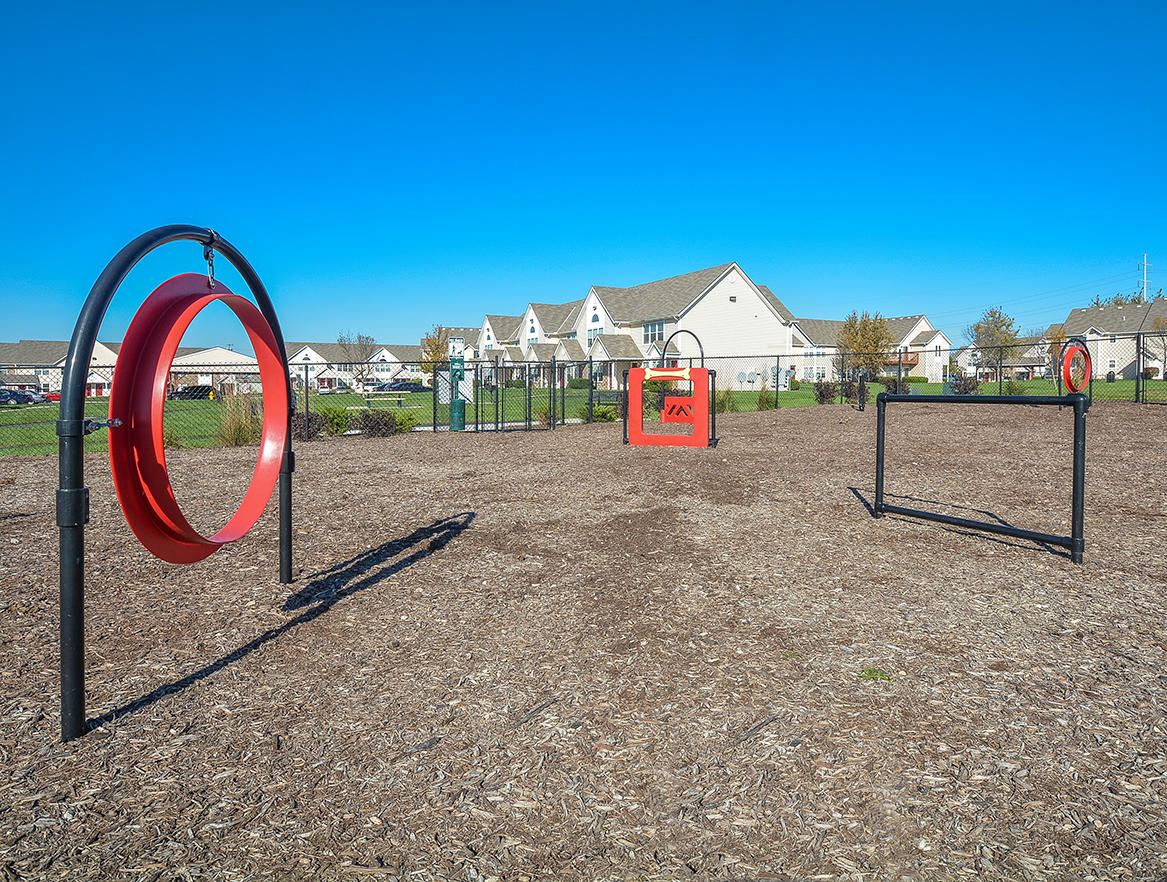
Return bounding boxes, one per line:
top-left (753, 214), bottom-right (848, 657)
top-left (1061, 341), bottom-right (1091, 393)
top-left (108, 274), bottom-right (288, 563)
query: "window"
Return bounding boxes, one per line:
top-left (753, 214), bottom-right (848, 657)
top-left (642, 321), bottom-right (664, 344)
top-left (1108, 359), bottom-right (1116, 369)
top-left (591, 313), bottom-right (600, 323)
top-left (935, 345), bottom-right (941, 356)
top-left (588, 328), bottom-right (603, 346)
top-left (528, 336), bottom-right (537, 347)
top-left (1109, 335), bottom-right (1116, 343)
top-left (486, 332), bottom-right (491, 341)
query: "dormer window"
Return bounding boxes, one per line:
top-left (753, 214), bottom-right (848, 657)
top-left (591, 314), bottom-right (599, 323)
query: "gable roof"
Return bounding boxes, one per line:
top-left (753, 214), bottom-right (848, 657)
top-left (485, 314), bottom-right (522, 342)
top-left (286, 341), bottom-right (395, 364)
top-left (554, 338), bottom-right (586, 361)
top-left (1061, 298), bottom-right (1167, 335)
top-left (444, 327), bottom-right (479, 345)
top-left (384, 344), bottom-right (422, 363)
top-left (756, 285), bottom-right (795, 323)
top-left (503, 346), bottom-right (525, 362)
top-left (529, 301), bottom-right (583, 335)
top-left (591, 263), bottom-right (736, 323)
top-left (592, 334), bottom-right (644, 361)
top-left (885, 315), bottom-right (928, 342)
top-left (526, 343), bottom-right (558, 362)
top-left (791, 318), bottom-right (846, 347)
top-left (0, 340), bottom-right (72, 365)
top-left (910, 329), bottom-right (943, 345)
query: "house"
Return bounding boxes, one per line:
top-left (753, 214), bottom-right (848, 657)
top-left (789, 315), bottom-right (953, 382)
top-left (477, 314), bottom-right (522, 354)
top-left (587, 334), bottom-right (646, 388)
top-left (285, 341), bottom-right (421, 390)
top-left (1059, 298), bottom-right (1167, 379)
top-left (0, 339), bottom-right (128, 396)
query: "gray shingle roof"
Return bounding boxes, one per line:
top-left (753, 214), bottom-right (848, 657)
top-left (1061, 298), bottom-right (1167, 335)
top-left (485, 315), bottom-right (522, 342)
top-left (1, 372), bottom-right (39, 386)
top-left (756, 285), bottom-right (795, 323)
top-left (503, 346), bottom-right (525, 362)
top-left (591, 263), bottom-right (736, 323)
top-left (530, 301), bottom-right (583, 335)
top-left (445, 328), bottom-right (480, 346)
top-left (0, 340), bottom-right (71, 365)
top-left (555, 338), bottom-right (586, 361)
top-left (384, 344), bottom-right (422, 363)
top-left (286, 341), bottom-right (398, 364)
top-left (885, 315), bottom-right (927, 343)
top-left (792, 318), bottom-right (846, 346)
top-left (527, 343), bottom-right (558, 362)
top-left (910, 329), bottom-right (943, 345)
top-left (591, 334), bottom-right (644, 361)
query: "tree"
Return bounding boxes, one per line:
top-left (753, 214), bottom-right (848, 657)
top-left (337, 331), bottom-right (377, 390)
top-left (1090, 288), bottom-right (1161, 307)
top-left (835, 311), bottom-right (894, 379)
top-left (1044, 325), bottom-right (1068, 378)
top-left (965, 307), bottom-right (1019, 378)
top-left (420, 325), bottom-right (450, 379)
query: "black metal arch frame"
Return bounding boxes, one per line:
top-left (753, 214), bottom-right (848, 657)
top-left (57, 225), bottom-right (295, 742)
top-left (658, 329), bottom-right (705, 367)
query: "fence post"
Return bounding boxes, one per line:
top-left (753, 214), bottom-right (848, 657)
top-left (621, 369), bottom-right (629, 444)
top-left (709, 369), bottom-right (718, 445)
top-left (550, 358), bottom-right (556, 429)
top-left (839, 353), bottom-right (845, 405)
top-left (526, 367), bottom-right (532, 430)
top-left (473, 364), bottom-right (480, 432)
top-left (496, 361), bottom-right (502, 431)
top-left (1135, 333), bottom-right (1143, 403)
top-left (775, 355), bottom-right (781, 409)
top-left (897, 349), bottom-right (903, 389)
top-left (432, 366), bottom-right (439, 432)
top-left (302, 363), bottom-right (310, 441)
top-left (587, 357), bottom-right (594, 423)
top-left (997, 347), bottom-right (1003, 395)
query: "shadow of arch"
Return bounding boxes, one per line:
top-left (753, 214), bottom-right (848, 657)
top-left (87, 511), bottom-right (475, 731)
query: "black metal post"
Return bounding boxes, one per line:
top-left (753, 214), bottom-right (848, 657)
top-left (497, 362), bottom-right (503, 432)
top-left (549, 358), bottom-right (556, 430)
top-left (303, 364), bottom-right (310, 441)
top-left (621, 369), bottom-right (629, 444)
top-left (897, 349), bottom-right (903, 388)
top-left (874, 393), bottom-right (886, 515)
top-left (525, 368), bottom-right (532, 430)
top-left (839, 354), bottom-right (845, 405)
top-left (709, 369), bottom-right (718, 446)
top-left (859, 377), bottom-right (866, 412)
top-left (1135, 333), bottom-right (1143, 403)
top-left (998, 347), bottom-right (1004, 395)
top-left (474, 364), bottom-right (480, 432)
top-left (1071, 393), bottom-right (1087, 564)
top-left (57, 225), bottom-right (293, 742)
top-left (432, 368), bottom-right (438, 432)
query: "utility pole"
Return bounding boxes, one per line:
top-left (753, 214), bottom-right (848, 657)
top-left (1140, 253), bottom-right (1152, 301)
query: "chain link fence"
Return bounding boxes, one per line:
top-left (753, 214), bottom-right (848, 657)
top-left (3, 332), bottom-right (1164, 455)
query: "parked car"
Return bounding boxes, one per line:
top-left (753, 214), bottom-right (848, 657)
top-left (167, 385), bottom-right (216, 400)
top-left (45, 392), bottom-right (61, 401)
top-left (0, 389), bottom-right (37, 405)
top-left (386, 380), bottom-right (429, 393)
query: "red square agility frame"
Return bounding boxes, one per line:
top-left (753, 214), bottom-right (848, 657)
top-left (627, 366), bottom-right (712, 448)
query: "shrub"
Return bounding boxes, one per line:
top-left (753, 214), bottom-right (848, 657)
top-left (592, 405), bottom-right (617, 422)
top-left (568, 377), bottom-right (590, 389)
top-left (788, 377), bottom-right (801, 391)
top-left (948, 374), bottom-right (980, 395)
top-left (1002, 378), bottom-right (1024, 396)
top-left (535, 405), bottom-right (551, 428)
top-left (394, 410), bottom-right (418, 433)
top-left (904, 375), bottom-right (929, 384)
top-left (841, 378), bottom-right (869, 404)
top-left (218, 394), bottom-right (260, 446)
top-left (757, 380), bottom-right (775, 410)
top-left (319, 405), bottom-right (352, 436)
top-left (813, 380), bottom-right (839, 405)
top-left (575, 404), bottom-right (592, 423)
top-left (879, 377), bottom-right (911, 395)
top-left (1143, 366), bottom-right (1159, 379)
top-left (291, 410), bottom-right (324, 440)
top-left (162, 424), bottom-right (184, 449)
top-left (359, 408), bottom-right (397, 437)
top-left (715, 388), bottom-right (737, 413)
top-left (505, 379), bottom-right (526, 389)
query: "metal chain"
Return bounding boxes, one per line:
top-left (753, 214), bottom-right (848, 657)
top-left (203, 230), bottom-right (217, 289)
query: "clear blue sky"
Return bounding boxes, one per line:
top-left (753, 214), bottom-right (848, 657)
top-left (1, 1), bottom-right (1163, 353)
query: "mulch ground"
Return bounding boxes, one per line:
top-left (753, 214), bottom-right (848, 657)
top-left (1, 402), bottom-right (1166, 881)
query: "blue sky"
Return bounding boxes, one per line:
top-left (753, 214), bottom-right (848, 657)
top-left (1, 1), bottom-right (1163, 353)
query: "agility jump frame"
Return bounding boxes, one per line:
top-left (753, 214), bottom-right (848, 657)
top-left (57, 225), bottom-right (295, 741)
top-left (874, 392), bottom-right (1089, 564)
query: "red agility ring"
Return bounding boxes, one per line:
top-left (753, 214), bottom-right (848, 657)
top-left (108, 273), bottom-right (289, 564)
top-left (1061, 341), bottom-right (1091, 393)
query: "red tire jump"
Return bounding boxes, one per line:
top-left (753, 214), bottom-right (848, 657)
top-left (1061, 341), bottom-right (1091, 393)
top-left (108, 273), bottom-right (289, 563)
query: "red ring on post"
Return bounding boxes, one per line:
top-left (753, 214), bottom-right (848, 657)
top-left (108, 274), bottom-right (288, 564)
top-left (1061, 342), bottom-right (1091, 393)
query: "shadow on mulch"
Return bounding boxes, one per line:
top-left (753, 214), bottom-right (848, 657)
top-left (848, 487), bottom-right (1067, 560)
top-left (87, 511), bottom-right (476, 732)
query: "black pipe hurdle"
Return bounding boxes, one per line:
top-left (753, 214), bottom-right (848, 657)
top-left (874, 392), bottom-right (1089, 564)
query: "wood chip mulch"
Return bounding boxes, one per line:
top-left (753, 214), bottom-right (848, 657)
top-left (1, 402), bottom-right (1165, 881)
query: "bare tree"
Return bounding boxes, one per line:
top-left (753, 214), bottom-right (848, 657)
top-left (337, 331), bottom-right (378, 390)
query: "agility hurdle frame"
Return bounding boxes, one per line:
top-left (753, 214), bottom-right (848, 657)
top-left (58, 225), bottom-right (295, 741)
top-left (874, 392), bottom-right (1089, 564)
